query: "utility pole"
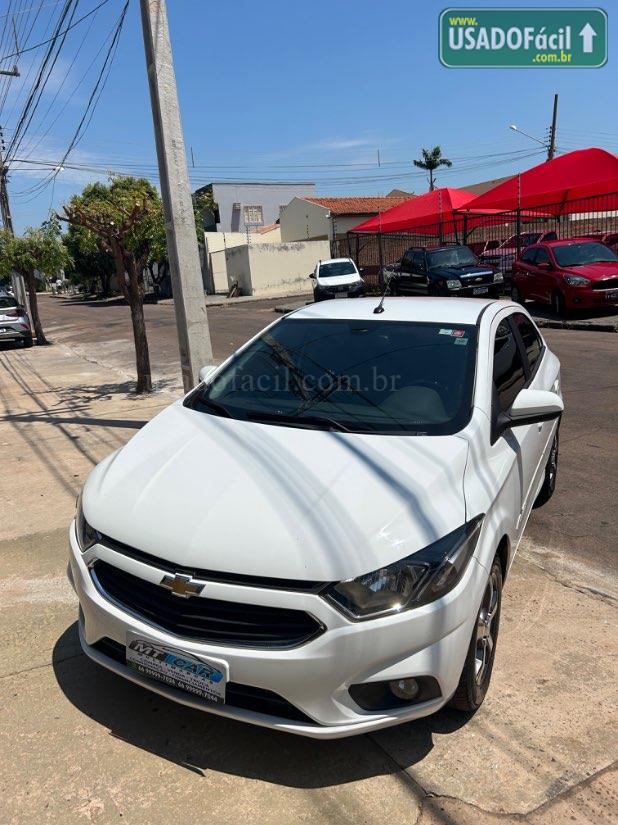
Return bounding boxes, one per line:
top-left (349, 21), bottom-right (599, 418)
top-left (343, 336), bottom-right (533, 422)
top-left (548, 93), bottom-right (558, 161)
top-left (139, 0), bottom-right (213, 392)
top-left (0, 125), bottom-right (28, 308)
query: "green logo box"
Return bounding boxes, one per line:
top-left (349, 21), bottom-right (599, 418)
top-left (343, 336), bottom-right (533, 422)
top-left (440, 7), bottom-right (607, 67)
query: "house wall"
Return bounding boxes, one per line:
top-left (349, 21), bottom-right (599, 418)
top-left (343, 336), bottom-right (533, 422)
top-left (279, 198), bottom-right (329, 241)
top-left (212, 183), bottom-right (316, 233)
top-left (225, 240), bottom-right (330, 298)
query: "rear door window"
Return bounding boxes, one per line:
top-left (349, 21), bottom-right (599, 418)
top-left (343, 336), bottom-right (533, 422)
top-left (493, 320), bottom-right (526, 413)
top-left (513, 313), bottom-right (543, 373)
top-left (534, 247), bottom-right (551, 266)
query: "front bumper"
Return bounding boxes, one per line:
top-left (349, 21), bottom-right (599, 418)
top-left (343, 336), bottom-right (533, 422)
top-left (68, 523), bottom-right (487, 738)
top-left (314, 282), bottom-right (365, 301)
top-left (564, 286), bottom-right (618, 309)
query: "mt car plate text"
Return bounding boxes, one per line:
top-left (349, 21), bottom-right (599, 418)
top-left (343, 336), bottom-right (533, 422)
top-left (126, 633), bottom-right (227, 703)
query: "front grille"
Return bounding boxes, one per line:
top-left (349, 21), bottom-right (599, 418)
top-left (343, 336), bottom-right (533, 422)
top-left (459, 272), bottom-right (495, 285)
top-left (91, 637), bottom-right (317, 724)
top-left (92, 561), bottom-right (324, 649)
top-left (592, 278), bottom-right (618, 290)
top-left (99, 534), bottom-right (327, 593)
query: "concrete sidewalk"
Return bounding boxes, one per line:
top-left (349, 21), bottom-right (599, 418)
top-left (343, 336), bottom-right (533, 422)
top-left (0, 341), bottom-right (616, 824)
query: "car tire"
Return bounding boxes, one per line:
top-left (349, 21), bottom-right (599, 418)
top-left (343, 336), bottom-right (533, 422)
top-left (23, 335), bottom-right (34, 348)
top-left (551, 290), bottom-right (566, 317)
top-left (534, 428), bottom-right (559, 508)
top-left (448, 559), bottom-right (502, 713)
top-left (511, 284), bottom-right (525, 304)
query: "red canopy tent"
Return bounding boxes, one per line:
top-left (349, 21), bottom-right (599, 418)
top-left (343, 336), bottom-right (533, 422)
top-left (465, 148), bottom-right (618, 215)
top-left (352, 187), bottom-right (475, 235)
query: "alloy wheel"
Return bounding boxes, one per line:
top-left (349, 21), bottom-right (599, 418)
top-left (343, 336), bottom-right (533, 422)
top-left (474, 569), bottom-right (500, 685)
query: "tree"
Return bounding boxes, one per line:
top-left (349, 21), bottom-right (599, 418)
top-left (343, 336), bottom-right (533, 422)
top-left (0, 220), bottom-right (70, 345)
top-left (60, 177), bottom-right (163, 393)
top-left (64, 223), bottom-right (115, 297)
top-left (413, 146), bottom-right (453, 191)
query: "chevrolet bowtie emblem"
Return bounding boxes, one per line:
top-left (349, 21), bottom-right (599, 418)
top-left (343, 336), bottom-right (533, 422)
top-left (160, 572), bottom-right (204, 598)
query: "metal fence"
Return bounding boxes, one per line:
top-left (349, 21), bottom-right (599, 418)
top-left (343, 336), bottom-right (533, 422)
top-left (333, 191), bottom-right (618, 289)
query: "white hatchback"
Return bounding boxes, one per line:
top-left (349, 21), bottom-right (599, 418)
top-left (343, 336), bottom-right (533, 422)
top-left (311, 257), bottom-right (365, 301)
top-left (69, 297), bottom-right (562, 738)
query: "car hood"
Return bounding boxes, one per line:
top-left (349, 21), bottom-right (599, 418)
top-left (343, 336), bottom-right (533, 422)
top-left (316, 273), bottom-right (362, 286)
top-left (83, 403), bottom-right (469, 582)
top-left (431, 264), bottom-right (495, 279)
top-left (559, 261), bottom-right (618, 281)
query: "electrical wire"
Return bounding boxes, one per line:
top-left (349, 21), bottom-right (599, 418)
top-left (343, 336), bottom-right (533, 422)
top-left (0, 0), bottom-right (110, 61)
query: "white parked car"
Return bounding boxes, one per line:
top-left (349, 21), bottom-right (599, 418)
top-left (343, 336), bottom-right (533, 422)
top-left (69, 297), bottom-right (562, 738)
top-left (311, 257), bottom-right (365, 301)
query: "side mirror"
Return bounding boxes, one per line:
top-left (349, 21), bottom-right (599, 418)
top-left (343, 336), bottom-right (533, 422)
top-left (309, 272), bottom-right (316, 279)
top-left (359, 267), bottom-right (365, 273)
top-left (537, 261), bottom-right (552, 271)
top-left (199, 365), bottom-right (217, 383)
top-left (497, 388), bottom-right (563, 435)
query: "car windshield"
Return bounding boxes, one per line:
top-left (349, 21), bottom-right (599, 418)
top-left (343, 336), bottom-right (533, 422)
top-left (319, 261), bottom-right (357, 277)
top-left (503, 233), bottom-right (541, 248)
top-left (553, 242), bottom-right (618, 267)
top-left (185, 318), bottom-right (478, 435)
top-left (426, 247), bottom-right (477, 269)
top-left (0, 295), bottom-right (18, 309)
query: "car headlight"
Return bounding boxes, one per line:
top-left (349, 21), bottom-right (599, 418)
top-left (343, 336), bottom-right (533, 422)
top-left (75, 491), bottom-right (101, 552)
top-left (325, 516), bottom-right (483, 620)
top-left (563, 274), bottom-right (590, 287)
top-left (493, 272), bottom-right (504, 282)
top-left (446, 279), bottom-right (461, 290)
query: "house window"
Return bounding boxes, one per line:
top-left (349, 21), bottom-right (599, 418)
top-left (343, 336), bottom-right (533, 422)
top-left (244, 205), bottom-right (264, 226)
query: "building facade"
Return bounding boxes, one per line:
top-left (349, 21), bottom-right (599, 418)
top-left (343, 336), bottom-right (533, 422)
top-left (279, 196), bottom-right (410, 242)
top-left (195, 181), bottom-right (316, 233)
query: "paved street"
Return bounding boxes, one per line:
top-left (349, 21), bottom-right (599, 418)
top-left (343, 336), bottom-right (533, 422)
top-left (0, 295), bottom-right (616, 824)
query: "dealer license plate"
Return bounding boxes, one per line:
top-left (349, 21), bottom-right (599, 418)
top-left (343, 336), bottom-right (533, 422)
top-left (606, 290), bottom-right (618, 300)
top-left (472, 286), bottom-right (489, 295)
top-left (126, 633), bottom-right (227, 704)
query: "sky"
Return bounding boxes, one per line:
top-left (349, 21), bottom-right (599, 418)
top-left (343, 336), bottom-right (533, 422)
top-left (0, 0), bottom-right (616, 233)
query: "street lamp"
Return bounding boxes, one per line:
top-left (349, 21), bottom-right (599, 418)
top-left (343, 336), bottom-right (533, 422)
top-left (509, 124), bottom-right (548, 149)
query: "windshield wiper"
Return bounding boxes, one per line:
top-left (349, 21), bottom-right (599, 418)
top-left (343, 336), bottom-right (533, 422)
top-left (262, 335), bottom-right (311, 400)
top-left (247, 410), bottom-right (354, 432)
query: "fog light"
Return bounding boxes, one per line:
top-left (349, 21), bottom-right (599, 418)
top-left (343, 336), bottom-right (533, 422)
top-left (389, 678), bottom-right (419, 701)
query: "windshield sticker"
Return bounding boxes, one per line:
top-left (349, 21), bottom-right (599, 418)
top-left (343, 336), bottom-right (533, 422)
top-left (454, 338), bottom-right (468, 346)
top-left (440, 328), bottom-right (467, 338)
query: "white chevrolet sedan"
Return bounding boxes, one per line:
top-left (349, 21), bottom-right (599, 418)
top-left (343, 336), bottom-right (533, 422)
top-left (68, 297), bottom-right (563, 738)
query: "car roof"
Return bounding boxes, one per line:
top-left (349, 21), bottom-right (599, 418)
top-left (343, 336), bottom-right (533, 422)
top-left (289, 296), bottom-right (506, 324)
top-left (540, 237), bottom-right (606, 247)
top-left (319, 257), bottom-right (354, 265)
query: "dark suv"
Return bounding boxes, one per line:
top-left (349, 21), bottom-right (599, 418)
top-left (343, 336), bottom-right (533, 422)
top-left (383, 244), bottom-right (503, 298)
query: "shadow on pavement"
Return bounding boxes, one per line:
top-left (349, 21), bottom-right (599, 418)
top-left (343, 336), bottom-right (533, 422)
top-left (53, 622), bottom-right (471, 787)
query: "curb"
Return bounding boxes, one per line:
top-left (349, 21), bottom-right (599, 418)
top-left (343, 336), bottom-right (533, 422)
top-left (534, 317), bottom-right (618, 333)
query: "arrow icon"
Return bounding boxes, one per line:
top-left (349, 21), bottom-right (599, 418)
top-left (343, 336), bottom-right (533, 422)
top-left (579, 22), bottom-right (597, 53)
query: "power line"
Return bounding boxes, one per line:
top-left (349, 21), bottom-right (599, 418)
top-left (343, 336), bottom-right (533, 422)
top-left (13, 0), bottom-right (128, 201)
top-left (0, 0), bottom-right (110, 61)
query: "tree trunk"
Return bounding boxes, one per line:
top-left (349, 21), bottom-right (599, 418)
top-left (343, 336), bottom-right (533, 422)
top-left (25, 271), bottom-right (48, 345)
top-left (429, 169), bottom-right (435, 191)
top-left (129, 295), bottom-right (152, 393)
top-left (101, 272), bottom-right (111, 298)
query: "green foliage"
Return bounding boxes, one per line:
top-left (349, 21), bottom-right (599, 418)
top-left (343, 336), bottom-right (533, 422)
top-left (0, 219), bottom-right (70, 282)
top-left (413, 146), bottom-right (453, 190)
top-left (64, 223), bottom-right (115, 294)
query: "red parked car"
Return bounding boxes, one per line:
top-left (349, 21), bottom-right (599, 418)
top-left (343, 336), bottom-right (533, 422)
top-left (511, 238), bottom-right (618, 316)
